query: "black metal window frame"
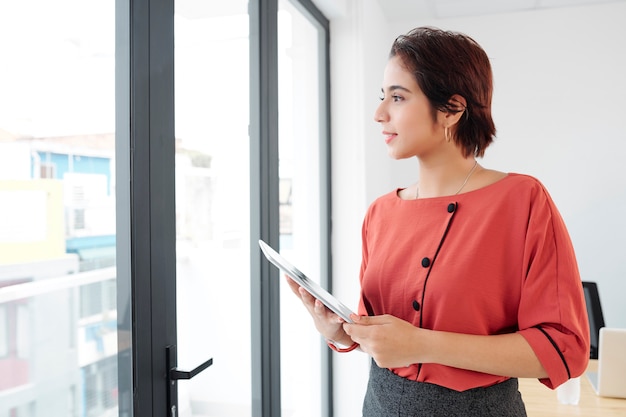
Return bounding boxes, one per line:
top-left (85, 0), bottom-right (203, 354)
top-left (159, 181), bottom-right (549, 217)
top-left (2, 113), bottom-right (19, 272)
top-left (116, 0), bottom-right (331, 415)
top-left (250, 1), bottom-right (332, 416)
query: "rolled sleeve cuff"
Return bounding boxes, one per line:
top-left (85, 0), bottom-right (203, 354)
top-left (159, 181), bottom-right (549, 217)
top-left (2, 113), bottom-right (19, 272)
top-left (520, 327), bottom-right (574, 389)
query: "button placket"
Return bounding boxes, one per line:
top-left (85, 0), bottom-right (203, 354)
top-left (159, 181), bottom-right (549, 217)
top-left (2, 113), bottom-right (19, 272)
top-left (414, 202), bottom-right (458, 325)
top-left (413, 202), bottom-right (459, 381)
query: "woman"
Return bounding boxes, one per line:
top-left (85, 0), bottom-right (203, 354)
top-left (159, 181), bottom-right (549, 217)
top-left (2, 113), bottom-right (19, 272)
top-left (288, 27), bottom-right (589, 416)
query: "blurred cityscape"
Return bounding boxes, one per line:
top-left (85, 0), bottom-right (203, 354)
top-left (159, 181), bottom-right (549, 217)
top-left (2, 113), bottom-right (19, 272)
top-left (0, 130), bottom-right (219, 417)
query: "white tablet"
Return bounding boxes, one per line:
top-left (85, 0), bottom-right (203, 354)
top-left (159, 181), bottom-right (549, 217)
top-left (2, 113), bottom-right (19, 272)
top-left (258, 239), bottom-right (355, 323)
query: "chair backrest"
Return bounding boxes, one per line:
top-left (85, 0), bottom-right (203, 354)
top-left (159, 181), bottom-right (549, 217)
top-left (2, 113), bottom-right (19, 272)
top-left (582, 281), bottom-right (605, 359)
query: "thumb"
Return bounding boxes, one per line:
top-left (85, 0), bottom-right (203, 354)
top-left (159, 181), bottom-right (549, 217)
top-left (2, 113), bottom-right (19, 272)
top-left (349, 314), bottom-right (383, 325)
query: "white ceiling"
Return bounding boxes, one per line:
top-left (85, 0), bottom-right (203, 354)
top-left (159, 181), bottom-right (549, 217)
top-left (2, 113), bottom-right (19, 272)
top-left (376, 0), bottom-right (624, 20)
top-left (175, 0), bottom-right (625, 21)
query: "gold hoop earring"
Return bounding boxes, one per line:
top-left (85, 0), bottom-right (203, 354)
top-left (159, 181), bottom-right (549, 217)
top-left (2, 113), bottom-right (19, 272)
top-left (445, 126), bottom-right (451, 142)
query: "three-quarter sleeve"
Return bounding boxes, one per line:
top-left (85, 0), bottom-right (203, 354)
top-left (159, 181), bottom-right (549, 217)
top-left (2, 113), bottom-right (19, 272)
top-left (517, 183), bottom-right (590, 389)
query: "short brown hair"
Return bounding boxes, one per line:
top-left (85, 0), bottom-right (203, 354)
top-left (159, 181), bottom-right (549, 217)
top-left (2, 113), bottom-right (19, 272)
top-left (390, 27), bottom-right (496, 157)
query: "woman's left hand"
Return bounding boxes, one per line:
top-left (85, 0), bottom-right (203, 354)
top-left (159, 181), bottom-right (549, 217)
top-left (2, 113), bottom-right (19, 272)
top-left (343, 314), bottom-right (423, 368)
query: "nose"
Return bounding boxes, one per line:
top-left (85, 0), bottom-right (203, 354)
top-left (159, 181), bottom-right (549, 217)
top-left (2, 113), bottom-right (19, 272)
top-left (374, 101), bottom-right (388, 123)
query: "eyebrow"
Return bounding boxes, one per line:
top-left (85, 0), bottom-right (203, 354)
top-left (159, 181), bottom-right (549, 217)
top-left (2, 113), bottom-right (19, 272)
top-left (381, 85), bottom-right (412, 94)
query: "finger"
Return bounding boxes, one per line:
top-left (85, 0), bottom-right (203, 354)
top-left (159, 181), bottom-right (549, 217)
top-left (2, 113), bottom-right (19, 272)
top-left (342, 323), bottom-right (365, 347)
top-left (349, 314), bottom-right (391, 326)
top-left (343, 315), bottom-right (391, 338)
top-left (285, 275), bottom-right (302, 295)
top-left (349, 314), bottom-right (374, 325)
top-left (298, 287), bottom-right (317, 308)
top-left (349, 314), bottom-right (361, 323)
top-left (298, 287), bottom-right (314, 301)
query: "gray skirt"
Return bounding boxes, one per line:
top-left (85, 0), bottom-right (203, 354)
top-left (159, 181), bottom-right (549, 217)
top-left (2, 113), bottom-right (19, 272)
top-left (363, 361), bottom-right (527, 417)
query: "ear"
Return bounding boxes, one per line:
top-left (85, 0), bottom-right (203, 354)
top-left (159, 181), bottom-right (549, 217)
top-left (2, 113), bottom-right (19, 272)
top-left (439, 94), bottom-right (467, 128)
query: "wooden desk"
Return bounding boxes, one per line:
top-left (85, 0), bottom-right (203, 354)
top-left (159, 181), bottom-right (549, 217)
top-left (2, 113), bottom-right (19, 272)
top-left (518, 360), bottom-right (626, 416)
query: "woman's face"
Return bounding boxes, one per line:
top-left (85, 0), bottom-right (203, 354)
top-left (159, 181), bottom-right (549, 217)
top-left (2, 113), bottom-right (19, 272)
top-left (374, 55), bottom-right (442, 160)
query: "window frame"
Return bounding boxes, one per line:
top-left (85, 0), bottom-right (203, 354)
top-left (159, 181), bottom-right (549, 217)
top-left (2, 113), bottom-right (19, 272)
top-left (117, 0), bottom-right (331, 415)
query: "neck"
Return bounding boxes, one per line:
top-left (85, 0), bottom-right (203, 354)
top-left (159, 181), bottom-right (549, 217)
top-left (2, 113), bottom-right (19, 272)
top-left (415, 157), bottom-right (479, 199)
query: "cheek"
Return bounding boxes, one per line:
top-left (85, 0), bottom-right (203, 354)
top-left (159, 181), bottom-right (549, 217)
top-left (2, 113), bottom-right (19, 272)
top-left (403, 114), bottom-right (431, 136)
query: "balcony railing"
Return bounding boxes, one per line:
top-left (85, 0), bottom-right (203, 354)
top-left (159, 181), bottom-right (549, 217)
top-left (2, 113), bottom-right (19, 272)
top-left (0, 266), bottom-right (118, 417)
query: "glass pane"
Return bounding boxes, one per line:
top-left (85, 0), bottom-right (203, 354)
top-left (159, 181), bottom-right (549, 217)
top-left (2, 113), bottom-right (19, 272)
top-left (0, 1), bottom-right (119, 417)
top-left (174, 1), bottom-right (251, 416)
top-left (278, 2), bottom-right (325, 416)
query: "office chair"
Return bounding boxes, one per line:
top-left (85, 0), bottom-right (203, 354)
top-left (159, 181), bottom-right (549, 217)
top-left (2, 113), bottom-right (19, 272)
top-left (582, 281), bottom-right (605, 359)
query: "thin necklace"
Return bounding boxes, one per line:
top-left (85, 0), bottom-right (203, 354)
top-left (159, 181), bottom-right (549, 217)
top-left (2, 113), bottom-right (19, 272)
top-left (415, 160), bottom-right (479, 199)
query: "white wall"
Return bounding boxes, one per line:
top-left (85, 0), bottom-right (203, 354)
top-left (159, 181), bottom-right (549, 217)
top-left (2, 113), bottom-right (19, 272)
top-left (325, 0), bottom-right (626, 414)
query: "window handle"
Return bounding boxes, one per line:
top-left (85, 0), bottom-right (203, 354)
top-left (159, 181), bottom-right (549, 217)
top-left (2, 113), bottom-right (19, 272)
top-left (166, 345), bottom-right (213, 416)
top-left (170, 356), bottom-right (213, 380)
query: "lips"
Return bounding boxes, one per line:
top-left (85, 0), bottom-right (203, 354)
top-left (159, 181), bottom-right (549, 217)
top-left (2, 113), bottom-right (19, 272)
top-left (383, 131), bottom-right (397, 144)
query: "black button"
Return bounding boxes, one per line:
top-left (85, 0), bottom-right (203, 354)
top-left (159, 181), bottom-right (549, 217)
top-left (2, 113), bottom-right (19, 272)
top-left (447, 203), bottom-right (456, 213)
top-left (421, 257), bottom-right (430, 268)
top-left (412, 300), bottom-right (420, 311)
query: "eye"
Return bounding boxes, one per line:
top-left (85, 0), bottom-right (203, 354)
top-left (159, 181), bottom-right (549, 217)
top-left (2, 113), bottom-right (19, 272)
top-left (392, 94), bottom-right (403, 102)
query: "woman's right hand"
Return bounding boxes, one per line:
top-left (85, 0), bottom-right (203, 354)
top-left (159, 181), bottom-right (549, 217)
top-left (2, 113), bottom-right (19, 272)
top-left (285, 275), bottom-right (348, 342)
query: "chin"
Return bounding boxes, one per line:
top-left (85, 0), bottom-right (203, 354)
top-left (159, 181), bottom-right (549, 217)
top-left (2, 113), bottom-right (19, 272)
top-left (387, 149), bottom-right (411, 160)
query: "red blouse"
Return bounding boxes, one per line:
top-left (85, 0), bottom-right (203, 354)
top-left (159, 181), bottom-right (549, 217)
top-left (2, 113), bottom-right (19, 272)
top-left (359, 174), bottom-right (589, 391)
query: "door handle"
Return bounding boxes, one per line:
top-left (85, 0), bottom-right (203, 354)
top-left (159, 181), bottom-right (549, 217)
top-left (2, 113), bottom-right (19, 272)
top-left (166, 345), bottom-right (213, 417)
